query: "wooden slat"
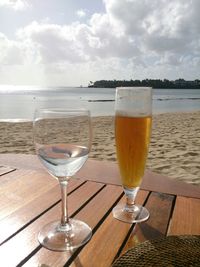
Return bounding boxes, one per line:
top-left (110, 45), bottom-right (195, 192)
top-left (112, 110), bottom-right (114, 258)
top-left (23, 184), bottom-right (123, 267)
top-left (71, 213), bottom-right (131, 267)
top-left (1, 156), bottom-right (200, 267)
top-left (120, 192), bottom-right (174, 256)
top-left (0, 181), bottom-right (104, 267)
top-left (1, 154), bottom-right (200, 198)
top-left (0, 154), bottom-right (44, 172)
top-left (68, 190), bottom-right (149, 267)
top-left (0, 179), bottom-right (84, 244)
top-left (142, 171), bottom-right (200, 199)
top-left (0, 170), bottom-right (58, 220)
top-left (168, 196), bottom-right (200, 235)
top-left (0, 168), bottom-right (31, 186)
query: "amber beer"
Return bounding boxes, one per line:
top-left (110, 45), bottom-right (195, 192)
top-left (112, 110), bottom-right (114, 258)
top-left (115, 114), bottom-right (152, 188)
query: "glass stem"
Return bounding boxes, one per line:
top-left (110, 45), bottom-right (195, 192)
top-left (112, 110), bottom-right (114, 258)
top-left (59, 180), bottom-right (71, 231)
top-left (124, 187), bottom-right (139, 212)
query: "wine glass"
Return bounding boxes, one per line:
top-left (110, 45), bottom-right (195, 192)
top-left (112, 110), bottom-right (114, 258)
top-left (33, 108), bottom-right (92, 251)
top-left (112, 87), bottom-right (152, 223)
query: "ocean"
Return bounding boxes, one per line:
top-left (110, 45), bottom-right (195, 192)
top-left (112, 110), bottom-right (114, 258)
top-left (0, 86), bottom-right (200, 121)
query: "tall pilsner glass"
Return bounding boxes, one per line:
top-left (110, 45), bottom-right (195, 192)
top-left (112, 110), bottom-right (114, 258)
top-left (112, 87), bottom-right (152, 223)
top-left (33, 109), bottom-right (92, 251)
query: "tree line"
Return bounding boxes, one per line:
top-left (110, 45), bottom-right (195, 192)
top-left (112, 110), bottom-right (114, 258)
top-left (88, 79), bottom-right (200, 89)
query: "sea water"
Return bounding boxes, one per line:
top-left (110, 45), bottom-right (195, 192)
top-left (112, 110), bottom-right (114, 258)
top-left (0, 86), bottom-right (200, 121)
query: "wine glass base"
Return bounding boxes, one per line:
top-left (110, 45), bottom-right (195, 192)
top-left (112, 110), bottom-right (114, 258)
top-left (38, 218), bottom-right (92, 251)
top-left (112, 203), bottom-right (149, 223)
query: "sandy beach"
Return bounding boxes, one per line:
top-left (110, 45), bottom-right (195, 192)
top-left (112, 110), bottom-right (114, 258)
top-left (0, 111), bottom-right (200, 185)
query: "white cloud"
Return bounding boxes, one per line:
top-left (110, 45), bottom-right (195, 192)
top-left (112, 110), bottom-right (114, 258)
top-left (16, 21), bottom-right (89, 64)
top-left (76, 9), bottom-right (87, 18)
top-left (0, 33), bottom-right (27, 64)
top-left (0, 0), bottom-right (199, 85)
top-left (0, 0), bottom-right (30, 10)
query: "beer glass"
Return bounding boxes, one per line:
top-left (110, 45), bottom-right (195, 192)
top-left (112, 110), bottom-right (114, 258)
top-left (112, 87), bottom-right (152, 223)
top-left (33, 109), bottom-right (92, 251)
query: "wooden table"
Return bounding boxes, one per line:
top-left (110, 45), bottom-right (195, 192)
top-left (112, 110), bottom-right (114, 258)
top-left (1, 154), bottom-right (200, 267)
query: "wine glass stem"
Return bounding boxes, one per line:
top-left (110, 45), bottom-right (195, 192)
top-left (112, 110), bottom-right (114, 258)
top-left (60, 180), bottom-right (71, 229)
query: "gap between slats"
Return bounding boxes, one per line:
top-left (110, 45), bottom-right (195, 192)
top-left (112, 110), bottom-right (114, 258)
top-left (0, 166), bottom-right (16, 176)
top-left (113, 191), bottom-right (176, 264)
top-left (112, 190), bottom-right (151, 264)
top-left (0, 180), bottom-right (87, 246)
top-left (19, 183), bottom-right (123, 267)
top-left (15, 181), bottom-right (108, 267)
top-left (66, 188), bottom-right (124, 266)
top-left (67, 190), bottom-right (149, 267)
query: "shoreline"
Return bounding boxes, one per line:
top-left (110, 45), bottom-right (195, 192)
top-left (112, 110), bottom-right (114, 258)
top-left (0, 111), bottom-right (200, 185)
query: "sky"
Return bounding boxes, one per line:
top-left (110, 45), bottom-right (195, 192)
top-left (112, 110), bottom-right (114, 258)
top-left (0, 0), bottom-right (199, 87)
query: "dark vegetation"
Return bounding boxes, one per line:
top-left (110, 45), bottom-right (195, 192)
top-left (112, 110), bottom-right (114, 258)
top-left (88, 79), bottom-right (200, 89)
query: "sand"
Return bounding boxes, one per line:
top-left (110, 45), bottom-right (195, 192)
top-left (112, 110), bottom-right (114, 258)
top-left (0, 111), bottom-right (200, 185)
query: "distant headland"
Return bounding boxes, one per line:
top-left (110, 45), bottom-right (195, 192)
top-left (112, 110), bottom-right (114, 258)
top-left (88, 79), bottom-right (200, 89)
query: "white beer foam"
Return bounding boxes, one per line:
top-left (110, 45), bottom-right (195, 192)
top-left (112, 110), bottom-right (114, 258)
top-left (116, 110), bottom-right (152, 117)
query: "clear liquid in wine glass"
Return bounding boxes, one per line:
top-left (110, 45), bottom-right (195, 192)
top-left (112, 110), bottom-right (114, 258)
top-left (38, 144), bottom-right (89, 179)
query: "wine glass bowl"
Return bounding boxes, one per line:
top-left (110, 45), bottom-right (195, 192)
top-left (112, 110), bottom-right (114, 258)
top-left (33, 109), bottom-right (92, 251)
top-left (112, 87), bottom-right (152, 223)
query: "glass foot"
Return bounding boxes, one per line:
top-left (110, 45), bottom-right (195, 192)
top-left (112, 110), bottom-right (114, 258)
top-left (38, 218), bottom-right (92, 251)
top-left (112, 203), bottom-right (149, 223)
